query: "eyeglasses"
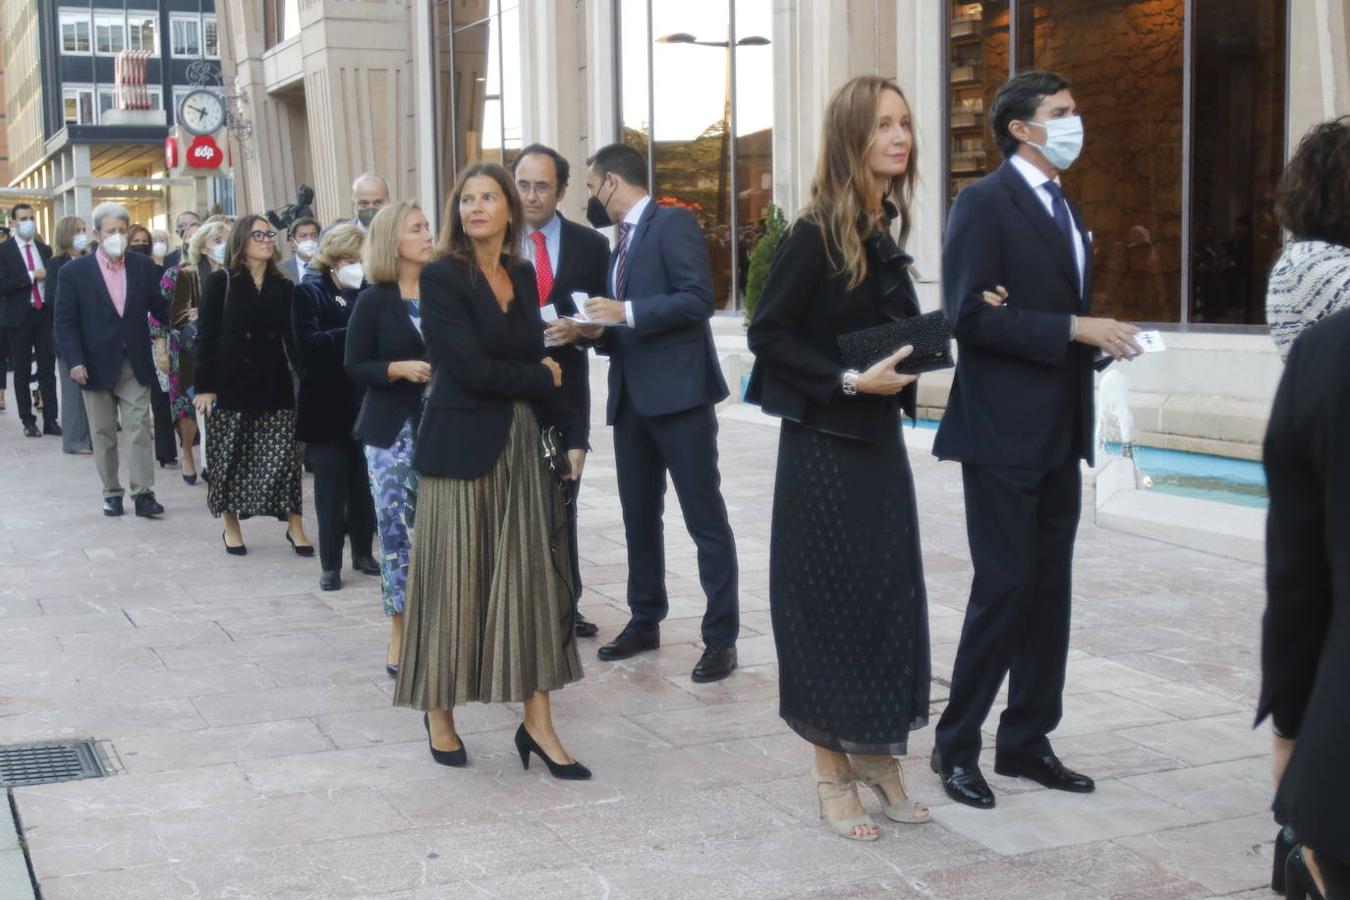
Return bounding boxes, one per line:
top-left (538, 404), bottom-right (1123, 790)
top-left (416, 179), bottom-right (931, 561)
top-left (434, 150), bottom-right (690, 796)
top-left (250, 230), bottom-right (278, 243)
top-left (516, 181), bottom-right (555, 197)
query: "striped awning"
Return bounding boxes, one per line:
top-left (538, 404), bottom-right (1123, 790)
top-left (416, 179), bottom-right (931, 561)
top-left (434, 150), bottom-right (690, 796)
top-left (114, 50), bottom-right (154, 111)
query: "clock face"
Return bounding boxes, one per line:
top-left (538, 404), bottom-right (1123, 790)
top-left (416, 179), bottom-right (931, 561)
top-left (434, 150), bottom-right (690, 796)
top-left (179, 90), bottom-right (226, 136)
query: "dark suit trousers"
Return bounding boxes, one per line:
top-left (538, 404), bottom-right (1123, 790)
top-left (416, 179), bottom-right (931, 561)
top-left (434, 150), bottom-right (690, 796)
top-left (613, 395), bottom-right (739, 645)
top-left (150, 379), bottom-right (177, 463)
top-left (935, 458), bottom-right (1081, 767)
top-left (309, 439), bottom-right (376, 572)
top-left (8, 307), bottom-right (57, 428)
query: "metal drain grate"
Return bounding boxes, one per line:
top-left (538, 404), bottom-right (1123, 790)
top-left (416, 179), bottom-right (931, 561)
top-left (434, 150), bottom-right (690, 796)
top-left (0, 741), bottom-right (107, 788)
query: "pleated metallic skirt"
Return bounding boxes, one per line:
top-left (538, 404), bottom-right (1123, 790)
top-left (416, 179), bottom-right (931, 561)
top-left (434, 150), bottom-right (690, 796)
top-left (393, 401), bottom-right (583, 708)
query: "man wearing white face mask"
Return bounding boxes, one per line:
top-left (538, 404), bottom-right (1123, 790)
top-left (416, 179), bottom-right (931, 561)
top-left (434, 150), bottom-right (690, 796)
top-left (0, 203), bottom-right (58, 438)
top-left (931, 71), bottom-right (1145, 811)
top-left (281, 217), bottom-right (321, 284)
top-left (53, 202), bottom-right (169, 518)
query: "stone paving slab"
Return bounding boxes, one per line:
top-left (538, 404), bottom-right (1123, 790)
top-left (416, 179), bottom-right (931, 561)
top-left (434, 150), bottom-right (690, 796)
top-left (0, 368), bottom-right (1277, 899)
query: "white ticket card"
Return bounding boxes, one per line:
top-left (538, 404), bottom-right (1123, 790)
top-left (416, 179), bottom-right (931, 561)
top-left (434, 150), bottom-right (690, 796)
top-left (1135, 330), bottom-right (1166, 353)
top-left (539, 304), bottom-right (559, 322)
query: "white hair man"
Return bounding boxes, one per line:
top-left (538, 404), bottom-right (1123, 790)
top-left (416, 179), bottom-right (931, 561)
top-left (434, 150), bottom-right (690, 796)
top-left (52, 202), bottom-right (170, 518)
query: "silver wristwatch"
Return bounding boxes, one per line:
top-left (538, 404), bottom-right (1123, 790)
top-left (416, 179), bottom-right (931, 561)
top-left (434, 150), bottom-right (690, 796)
top-left (841, 369), bottom-right (860, 397)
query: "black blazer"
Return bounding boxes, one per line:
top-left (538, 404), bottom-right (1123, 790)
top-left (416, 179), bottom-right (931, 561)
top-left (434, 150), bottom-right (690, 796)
top-left (1258, 307), bottom-right (1350, 866)
top-left (292, 271), bottom-right (362, 443)
top-left (594, 201), bottom-right (728, 423)
top-left (540, 214), bottom-right (609, 450)
top-left (194, 268), bottom-right (295, 411)
top-left (47, 254), bottom-right (74, 337)
top-left (53, 251), bottom-right (169, 391)
top-left (932, 160), bottom-right (1096, 469)
top-left (0, 237), bottom-right (53, 328)
top-left (745, 210), bottom-right (920, 443)
top-left (346, 282), bottom-right (428, 449)
top-left (414, 256), bottom-right (576, 479)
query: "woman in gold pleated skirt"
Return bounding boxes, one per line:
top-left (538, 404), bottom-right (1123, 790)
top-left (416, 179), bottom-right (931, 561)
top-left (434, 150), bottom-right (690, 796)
top-left (393, 163), bottom-right (589, 779)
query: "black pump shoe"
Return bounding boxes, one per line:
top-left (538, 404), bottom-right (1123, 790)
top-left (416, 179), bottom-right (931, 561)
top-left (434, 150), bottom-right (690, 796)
top-left (1274, 826), bottom-right (1297, 893)
top-left (423, 713), bottom-right (466, 767)
top-left (222, 531), bottom-right (247, 556)
top-left (1285, 844), bottom-right (1326, 900)
top-left (514, 724), bottom-right (591, 780)
top-left (285, 530), bottom-right (315, 557)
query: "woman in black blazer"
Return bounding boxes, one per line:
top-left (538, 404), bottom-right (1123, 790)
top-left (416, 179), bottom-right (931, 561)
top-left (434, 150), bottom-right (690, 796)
top-left (194, 216), bottom-right (312, 557)
top-left (49, 216), bottom-right (93, 454)
top-left (293, 224), bottom-right (377, 591)
top-left (346, 201), bottom-right (433, 677)
top-left (745, 76), bottom-right (931, 842)
top-left (393, 162), bottom-right (588, 778)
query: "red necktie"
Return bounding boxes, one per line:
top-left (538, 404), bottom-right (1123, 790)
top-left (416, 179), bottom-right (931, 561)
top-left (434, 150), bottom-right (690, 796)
top-left (531, 230), bottom-right (553, 306)
top-left (23, 243), bottom-right (42, 310)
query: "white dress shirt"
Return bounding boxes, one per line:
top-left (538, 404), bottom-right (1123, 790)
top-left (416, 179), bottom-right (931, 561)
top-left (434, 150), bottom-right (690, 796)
top-left (14, 235), bottom-right (46, 307)
top-left (1009, 153), bottom-right (1086, 289)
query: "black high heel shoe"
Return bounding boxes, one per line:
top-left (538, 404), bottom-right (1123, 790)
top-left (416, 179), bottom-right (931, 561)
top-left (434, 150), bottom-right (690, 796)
top-left (1286, 844), bottom-right (1326, 900)
top-left (285, 530), bottom-right (315, 557)
top-left (423, 713), bottom-right (466, 767)
top-left (514, 724), bottom-right (591, 780)
top-left (1274, 825), bottom-right (1297, 893)
top-left (222, 531), bottom-right (247, 556)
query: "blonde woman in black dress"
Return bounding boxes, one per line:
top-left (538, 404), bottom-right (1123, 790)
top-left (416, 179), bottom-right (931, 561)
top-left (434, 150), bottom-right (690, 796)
top-left (746, 75), bottom-right (932, 841)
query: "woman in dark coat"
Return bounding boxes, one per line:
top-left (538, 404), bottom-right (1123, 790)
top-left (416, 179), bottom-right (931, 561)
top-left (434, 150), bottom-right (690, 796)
top-left (48, 216), bottom-right (93, 453)
top-left (745, 75), bottom-right (931, 841)
top-left (193, 216), bottom-right (312, 556)
top-left (393, 162), bottom-right (587, 778)
top-left (293, 223), bottom-right (378, 591)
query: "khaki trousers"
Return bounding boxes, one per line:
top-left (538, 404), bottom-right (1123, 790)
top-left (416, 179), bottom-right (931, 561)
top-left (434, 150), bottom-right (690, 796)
top-left (83, 359), bottom-right (154, 499)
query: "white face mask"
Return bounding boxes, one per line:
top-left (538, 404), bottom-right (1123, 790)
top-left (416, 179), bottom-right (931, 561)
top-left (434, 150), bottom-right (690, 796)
top-left (16, 221), bottom-right (36, 240)
top-left (1026, 115), bottom-right (1084, 171)
top-left (210, 243), bottom-right (227, 264)
top-left (336, 262), bottom-right (364, 291)
top-left (101, 233), bottom-right (127, 258)
top-left (72, 233), bottom-right (90, 252)
top-left (152, 241), bottom-right (168, 258)
top-left (295, 239), bottom-right (318, 260)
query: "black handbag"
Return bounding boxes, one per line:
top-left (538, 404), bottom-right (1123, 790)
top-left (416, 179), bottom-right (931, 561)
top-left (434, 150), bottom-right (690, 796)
top-left (540, 424), bottom-right (572, 480)
top-left (836, 310), bottom-right (954, 375)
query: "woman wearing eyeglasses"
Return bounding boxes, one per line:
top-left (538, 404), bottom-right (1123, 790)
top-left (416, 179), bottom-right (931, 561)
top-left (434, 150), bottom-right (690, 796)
top-left (193, 216), bottom-right (312, 556)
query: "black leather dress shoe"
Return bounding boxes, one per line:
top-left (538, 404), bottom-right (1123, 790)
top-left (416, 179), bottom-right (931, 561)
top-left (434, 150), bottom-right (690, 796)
top-left (133, 492), bottom-right (164, 518)
top-left (597, 623), bottom-right (659, 660)
top-left (352, 556), bottom-right (381, 576)
top-left (994, 753), bottom-right (1095, 793)
top-left (44, 423), bottom-right (62, 436)
top-left (320, 570), bottom-right (342, 591)
top-left (103, 496), bottom-right (124, 517)
top-left (574, 612), bottom-right (599, 638)
top-left (931, 749), bottom-right (996, 809)
top-left (22, 423), bottom-right (40, 438)
top-left (691, 643), bottom-right (737, 683)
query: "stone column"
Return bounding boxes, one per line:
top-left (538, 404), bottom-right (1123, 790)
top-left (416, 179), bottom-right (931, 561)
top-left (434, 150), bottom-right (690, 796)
top-left (1288, 0), bottom-right (1350, 149)
top-left (895, 0), bottom-right (946, 311)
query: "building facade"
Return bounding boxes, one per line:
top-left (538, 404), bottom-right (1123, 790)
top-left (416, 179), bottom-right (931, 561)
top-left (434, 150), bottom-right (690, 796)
top-left (220, 0), bottom-right (1350, 457)
top-left (1, 0), bottom-right (228, 234)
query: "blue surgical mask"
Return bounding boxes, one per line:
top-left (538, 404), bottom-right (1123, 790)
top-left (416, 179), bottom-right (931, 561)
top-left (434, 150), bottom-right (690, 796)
top-left (1028, 115), bottom-right (1084, 170)
top-left (16, 221), bottom-right (36, 240)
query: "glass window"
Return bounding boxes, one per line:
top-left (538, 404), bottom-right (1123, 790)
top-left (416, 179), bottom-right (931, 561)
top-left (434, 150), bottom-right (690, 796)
top-left (264, 0), bottom-right (300, 48)
top-left (946, 2), bottom-right (1008, 199)
top-left (128, 12), bottom-right (157, 54)
top-left (436, 0), bottom-right (522, 189)
top-left (60, 12), bottom-right (92, 54)
top-left (172, 15), bottom-right (201, 57)
top-left (1187, 0), bottom-right (1287, 325)
top-left (63, 88), bottom-right (95, 125)
top-left (451, 21), bottom-right (495, 171)
top-left (203, 15), bottom-right (220, 58)
top-left (94, 14), bottom-right (127, 55)
top-left (617, 0), bottom-right (651, 158)
top-left (734, 0), bottom-right (775, 305)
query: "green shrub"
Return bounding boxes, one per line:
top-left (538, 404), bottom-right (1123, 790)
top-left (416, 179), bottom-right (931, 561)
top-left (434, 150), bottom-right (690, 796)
top-left (742, 203), bottom-right (788, 326)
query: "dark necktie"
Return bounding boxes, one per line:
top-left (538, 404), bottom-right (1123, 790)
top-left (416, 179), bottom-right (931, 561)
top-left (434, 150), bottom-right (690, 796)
top-left (1041, 180), bottom-right (1080, 293)
top-left (613, 222), bottom-right (632, 300)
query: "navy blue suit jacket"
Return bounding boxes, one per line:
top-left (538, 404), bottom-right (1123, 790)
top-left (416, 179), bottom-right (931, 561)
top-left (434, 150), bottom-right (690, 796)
top-left (596, 201), bottom-right (728, 423)
top-left (53, 251), bottom-right (169, 391)
top-left (933, 160), bottom-right (1096, 469)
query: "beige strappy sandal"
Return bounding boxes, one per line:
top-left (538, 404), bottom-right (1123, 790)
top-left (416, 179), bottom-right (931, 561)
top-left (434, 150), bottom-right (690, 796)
top-left (850, 756), bottom-right (931, 824)
top-left (815, 768), bottom-right (881, 841)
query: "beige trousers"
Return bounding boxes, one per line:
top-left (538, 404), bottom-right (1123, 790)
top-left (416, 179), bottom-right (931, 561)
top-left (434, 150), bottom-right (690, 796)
top-left (83, 359), bottom-right (155, 499)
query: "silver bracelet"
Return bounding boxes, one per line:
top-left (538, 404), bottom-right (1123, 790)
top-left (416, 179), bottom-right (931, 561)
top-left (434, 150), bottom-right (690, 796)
top-left (841, 369), bottom-right (860, 397)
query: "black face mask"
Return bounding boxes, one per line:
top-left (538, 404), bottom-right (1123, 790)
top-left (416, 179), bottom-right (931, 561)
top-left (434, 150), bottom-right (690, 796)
top-left (357, 207), bottom-right (380, 228)
top-left (129, 244), bottom-right (152, 255)
top-left (585, 179), bottom-right (617, 229)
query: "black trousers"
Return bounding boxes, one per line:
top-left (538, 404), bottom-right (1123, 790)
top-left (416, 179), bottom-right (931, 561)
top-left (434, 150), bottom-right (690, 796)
top-left (612, 396), bottom-right (739, 646)
top-left (8, 308), bottom-right (57, 429)
top-left (309, 439), bottom-right (376, 572)
top-left (935, 458), bottom-right (1081, 767)
top-left (150, 378), bottom-right (177, 463)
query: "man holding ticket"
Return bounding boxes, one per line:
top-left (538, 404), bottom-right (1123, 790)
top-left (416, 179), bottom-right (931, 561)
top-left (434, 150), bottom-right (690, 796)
top-left (932, 70), bottom-right (1145, 810)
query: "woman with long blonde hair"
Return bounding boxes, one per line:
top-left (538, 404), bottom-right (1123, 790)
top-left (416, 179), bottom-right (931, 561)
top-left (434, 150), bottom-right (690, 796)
top-left (745, 75), bottom-right (932, 841)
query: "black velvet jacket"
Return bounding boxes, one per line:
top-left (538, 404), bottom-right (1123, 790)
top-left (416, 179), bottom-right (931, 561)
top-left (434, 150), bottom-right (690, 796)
top-left (194, 268), bottom-right (296, 411)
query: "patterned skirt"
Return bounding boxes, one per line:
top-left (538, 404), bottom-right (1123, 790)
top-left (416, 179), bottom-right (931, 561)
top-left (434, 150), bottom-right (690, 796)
top-left (364, 418), bottom-right (418, 617)
top-left (394, 401), bottom-right (583, 708)
top-left (204, 408), bottom-right (303, 519)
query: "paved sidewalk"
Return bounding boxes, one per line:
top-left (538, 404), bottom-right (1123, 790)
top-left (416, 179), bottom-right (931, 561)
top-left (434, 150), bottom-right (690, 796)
top-left (0, 377), bottom-right (1275, 899)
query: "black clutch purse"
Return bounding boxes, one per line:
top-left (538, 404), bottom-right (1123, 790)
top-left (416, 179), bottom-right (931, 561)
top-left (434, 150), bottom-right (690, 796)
top-left (836, 310), bottom-right (953, 375)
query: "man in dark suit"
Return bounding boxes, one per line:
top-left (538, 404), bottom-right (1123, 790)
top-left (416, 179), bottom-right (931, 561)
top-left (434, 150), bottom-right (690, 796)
top-left (577, 143), bottom-right (739, 683)
top-left (53, 202), bottom-right (168, 518)
top-left (162, 209), bottom-right (201, 271)
top-left (931, 71), bottom-right (1142, 809)
top-left (0, 203), bottom-right (59, 438)
top-left (512, 143), bottom-right (611, 639)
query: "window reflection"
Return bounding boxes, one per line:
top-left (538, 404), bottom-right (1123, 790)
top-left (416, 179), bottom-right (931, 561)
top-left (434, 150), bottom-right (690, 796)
top-left (946, 2), bottom-right (1008, 199)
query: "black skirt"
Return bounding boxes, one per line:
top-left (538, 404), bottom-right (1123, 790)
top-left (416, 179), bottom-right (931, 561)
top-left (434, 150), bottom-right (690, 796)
top-left (769, 417), bottom-right (931, 755)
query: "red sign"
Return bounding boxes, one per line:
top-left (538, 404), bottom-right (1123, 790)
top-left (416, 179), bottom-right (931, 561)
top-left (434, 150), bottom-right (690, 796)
top-left (164, 135), bottom-right (178, 170)
top-left (186, 135), bottom-right (224, 170)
